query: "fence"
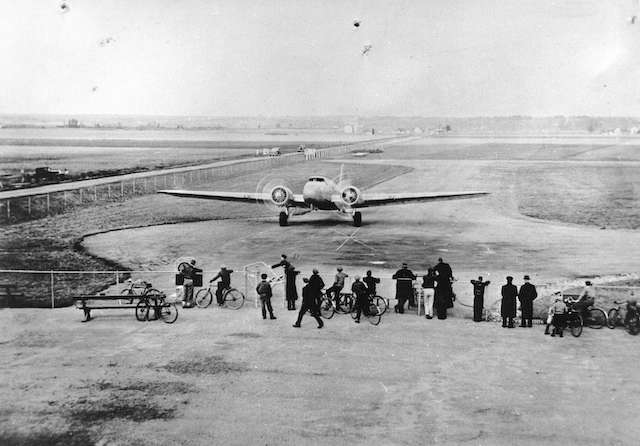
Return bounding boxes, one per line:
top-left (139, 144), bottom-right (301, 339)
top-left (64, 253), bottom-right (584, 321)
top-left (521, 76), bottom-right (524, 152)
top-left (0, 137), bottom-right (400, 224)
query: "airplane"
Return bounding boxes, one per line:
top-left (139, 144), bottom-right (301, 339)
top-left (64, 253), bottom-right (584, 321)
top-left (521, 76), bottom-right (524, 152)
top-left (157, 172), bottom-right (488, 227)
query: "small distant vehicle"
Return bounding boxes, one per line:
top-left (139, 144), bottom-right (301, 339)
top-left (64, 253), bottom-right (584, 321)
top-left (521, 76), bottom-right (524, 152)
top-left (26, 167), bottom-right (69, 184)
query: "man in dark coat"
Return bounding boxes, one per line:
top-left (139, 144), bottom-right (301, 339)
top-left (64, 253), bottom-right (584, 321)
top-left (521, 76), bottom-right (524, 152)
top-left (351, 276), bottom-right (369, 323)
top-left (470, 276), bottom-right (491, 322)
top-left (178, 259), bottom-right (202, 308)
top-left (307, 268), bottom-right (325, 300)
top-left (518, 274), bottom-right (537, 327)
top-left (293, 277), bottom-right (323, 328)
top-left (434, 257), bottom-right (454, 309)
top-left (393, 263), bottom-right (416, 314)
top-left (434, 270), bottom-right (453, 319)
top-left (363, 270), bottom-right (380, 297)
top-left (210, 265), bottom-right (233, 306)
top-left (272, 254), bottom-right (298, 311)
top-left (501, 276), bottom-right (518, 328)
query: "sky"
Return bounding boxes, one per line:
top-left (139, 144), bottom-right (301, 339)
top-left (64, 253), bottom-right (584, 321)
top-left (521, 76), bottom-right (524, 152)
top-left (1, 0), bottom-right (640, 117)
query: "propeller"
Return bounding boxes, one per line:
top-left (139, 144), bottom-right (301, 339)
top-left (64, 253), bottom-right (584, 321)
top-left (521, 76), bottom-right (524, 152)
top-left (254, 174), bottom-right (294, 214)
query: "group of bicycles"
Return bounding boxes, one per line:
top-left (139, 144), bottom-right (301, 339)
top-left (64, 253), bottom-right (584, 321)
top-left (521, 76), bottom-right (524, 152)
top-left (121, 279), bottom-right (179, 324)
top-left (318, 291), bottom-right (388, 325)
top-left (550, 292), bottom-right (639, 337)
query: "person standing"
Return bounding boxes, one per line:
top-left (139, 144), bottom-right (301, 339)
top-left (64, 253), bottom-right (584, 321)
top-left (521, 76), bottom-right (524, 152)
top-left (293, 278), bottom-right (324, 328)
top-left (256, 273), bottom-right (276, 320)
top-left (351, 276), bottom-right (369, 323)
top-left (470, 276), bottom-right (491, 322)
top-left (422, 268), bottom-right (436, 319)
top-left (434, 270), bottom-right (453, 319)
top-left (307, 268), bottom-right (325, 302)
top-left (433, 257), bottom-right (453, 310)
top-left (363, 270), bottom-right (380, 297)
top-left (209, 265), bottom-right (233, 306)
top-left (393, 263), bottom-right (416, 314)
top-left (272, 254), bottom-right (298, 311)
top-left (178, 259), bottom-right (202, 308)
top-left (501, 276), bottom-right (518, 328)
top-left (518, 274), bottom-right (538, 327)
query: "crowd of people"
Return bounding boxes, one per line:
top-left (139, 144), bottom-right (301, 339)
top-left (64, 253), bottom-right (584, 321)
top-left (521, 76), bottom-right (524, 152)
top-left (177, 255), bottom-right (620, 336)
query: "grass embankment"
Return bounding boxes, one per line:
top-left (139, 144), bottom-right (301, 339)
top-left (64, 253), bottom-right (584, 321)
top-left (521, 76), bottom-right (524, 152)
top-left (0, 161), bottom-right (410, 307)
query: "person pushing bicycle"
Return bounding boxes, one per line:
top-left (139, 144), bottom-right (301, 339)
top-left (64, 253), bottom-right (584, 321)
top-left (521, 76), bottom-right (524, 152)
top-left (565, 280), bottom-right (596, 315)
top-left (209, 265), bottom-right (234, 306)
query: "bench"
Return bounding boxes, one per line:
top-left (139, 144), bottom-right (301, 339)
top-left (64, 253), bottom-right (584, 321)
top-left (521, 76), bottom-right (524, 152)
top-left (75, 294), bottom-right (145, 322)
top-left (0, 284), bottom-right (25, 307)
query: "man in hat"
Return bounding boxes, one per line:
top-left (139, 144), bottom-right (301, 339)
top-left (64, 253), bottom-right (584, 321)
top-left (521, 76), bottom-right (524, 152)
top-left (518, 274), bottom-right (538, 327)
top-left (434, 257), bottom-right (454, 310)
top-left (272, 254), bottom-right (299, 311)
top-left (470, 276), bottom-right (491, 322)
top-left (256, 273), bottom-right (276, 320)
top-left (293, 277), bottom-right (324, 328)
top-left (393, 263), bottom-right (416, 314)
top-left (567, 280), bottom-right (596, 314)
top-left (501, 276), bottom-right (518, 328)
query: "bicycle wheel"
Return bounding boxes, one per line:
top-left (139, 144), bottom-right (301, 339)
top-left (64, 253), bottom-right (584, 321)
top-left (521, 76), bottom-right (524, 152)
top-left (319, 296), bottom-right (335, 319)
top-left (626, 314), bottom-right (640, 335)
top-left (337, 294), bottom-right (353, 314)
top-left (374, 296), bottom-right (388, 315)
top-left (159, 302), bottom-right (179, 324)
top-left (607, 309), bottom-right (619, 329)
top-left (195, 289), bottom-right (213, 308)
top-left (135, 299), bottom-right (149, 322)
top-left (366, 303), bottom-right (382, 326)
top-left (585, 308), bottom-right (606, 329)
top-left (569, 314), bottom-right (583, 337)
top-left (223, 288), bottom-right (245, 310)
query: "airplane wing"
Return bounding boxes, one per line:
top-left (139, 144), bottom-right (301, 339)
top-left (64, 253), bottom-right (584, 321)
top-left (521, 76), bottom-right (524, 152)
top-left (157, 189), bottom-right (307, 207)
top-left (349, 191), bottom-right (489, 208)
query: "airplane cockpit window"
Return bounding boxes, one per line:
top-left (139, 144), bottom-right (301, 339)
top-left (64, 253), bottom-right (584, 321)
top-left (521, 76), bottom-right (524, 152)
top-left (308, 177), bottom-right (326, 182)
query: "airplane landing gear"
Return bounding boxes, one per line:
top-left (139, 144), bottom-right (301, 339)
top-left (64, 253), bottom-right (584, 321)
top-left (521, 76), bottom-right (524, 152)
top-left (353, 211), bottom-right (362, 227)
top-left (279, 211), bottom-right (289, 226)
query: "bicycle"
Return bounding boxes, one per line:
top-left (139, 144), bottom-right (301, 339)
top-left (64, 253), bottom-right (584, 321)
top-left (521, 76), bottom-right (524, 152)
top-left (324, 290), bottom-right (354, 314)
top-left (121, 278), bottom-right (153, 302)
top-left (349, 296), bottom-right (384, 325)
top-left (607, 301), bottom-right (640, 335)
top-left (194, 282), bottom-right (245, 309)
top-left (135, 290), bottom-right (178, 324)
top-left (319, 293), bottom-right (336, 319)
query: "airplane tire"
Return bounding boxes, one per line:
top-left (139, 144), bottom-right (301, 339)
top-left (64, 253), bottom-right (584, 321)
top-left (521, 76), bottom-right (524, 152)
top-left (353, 211), bottom-right (362, 227)
top-left (279, 211), bottom-right (288, 226)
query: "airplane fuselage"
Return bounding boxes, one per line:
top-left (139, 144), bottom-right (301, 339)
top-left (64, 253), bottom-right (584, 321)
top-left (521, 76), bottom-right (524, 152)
top-left (301, 176), bottom-right (341, 211)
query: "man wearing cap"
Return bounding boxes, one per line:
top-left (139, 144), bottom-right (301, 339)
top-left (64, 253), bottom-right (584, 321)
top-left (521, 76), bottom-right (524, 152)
top-left (518, 274), bottom-right (538, 327)
top-left (393, 263), bottom-right (416, 314)
top-left (307, 268), bottom-right (325, 302)
top-left (293, 277), bottom-right (324, 328)
top-left (501, 276), bottom-right (518, 328)
top-left (470, 276), bottom-right (491, 322)
top-left (210, 265), bottom-right (234, 306)
top-left (256, 273), bottom-right (276, 320)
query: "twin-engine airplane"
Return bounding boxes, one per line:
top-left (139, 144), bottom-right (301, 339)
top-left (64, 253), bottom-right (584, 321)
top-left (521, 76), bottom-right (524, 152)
top-left (158, 175), bottom-right (488, 227)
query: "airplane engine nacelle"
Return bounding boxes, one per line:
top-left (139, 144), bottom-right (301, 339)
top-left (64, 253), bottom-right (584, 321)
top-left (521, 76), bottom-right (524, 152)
top-left (269, 186), bottom-right (292, 207)
top-left (340, 185), bottom-right (361, 206)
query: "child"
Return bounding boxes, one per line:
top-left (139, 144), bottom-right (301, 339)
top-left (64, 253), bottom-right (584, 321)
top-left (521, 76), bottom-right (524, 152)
top-left (546, 296), bottom-right (567, 337)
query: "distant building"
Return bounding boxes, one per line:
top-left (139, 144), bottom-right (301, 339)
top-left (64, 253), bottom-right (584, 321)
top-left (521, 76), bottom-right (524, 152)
top-left (67, 119), bottom-right (79, 128)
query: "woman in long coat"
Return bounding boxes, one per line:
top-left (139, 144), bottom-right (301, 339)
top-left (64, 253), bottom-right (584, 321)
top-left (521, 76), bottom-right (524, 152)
top-left (284, 264), bottom-right (300, 310)
top-left (501, 276), bottom-right (518, 328)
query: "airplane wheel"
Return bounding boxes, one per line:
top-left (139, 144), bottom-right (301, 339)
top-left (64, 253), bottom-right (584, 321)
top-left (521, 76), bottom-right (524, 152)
top-left (353, 211), bottom-right (362, 227)
top-left (279, 211), bottom-right (288, 226)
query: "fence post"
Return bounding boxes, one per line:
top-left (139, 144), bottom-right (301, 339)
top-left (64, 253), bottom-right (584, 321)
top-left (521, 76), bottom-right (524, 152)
top-left (116, 271), bottom-right (119, 285)
top-left (46, 193), bottom-right (50, 215)
top-left (50, 271), bottom-right (55, 309)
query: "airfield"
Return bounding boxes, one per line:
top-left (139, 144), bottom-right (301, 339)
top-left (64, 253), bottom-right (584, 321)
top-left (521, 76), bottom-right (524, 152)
top-left (1, 136), bottom-right (640, 445)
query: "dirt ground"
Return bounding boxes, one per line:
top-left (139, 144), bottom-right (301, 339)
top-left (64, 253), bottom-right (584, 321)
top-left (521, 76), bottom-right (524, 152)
top-left (1, 305), bottom-right (640, 446)
top-left (2, 138), bottom-right (640, 445)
